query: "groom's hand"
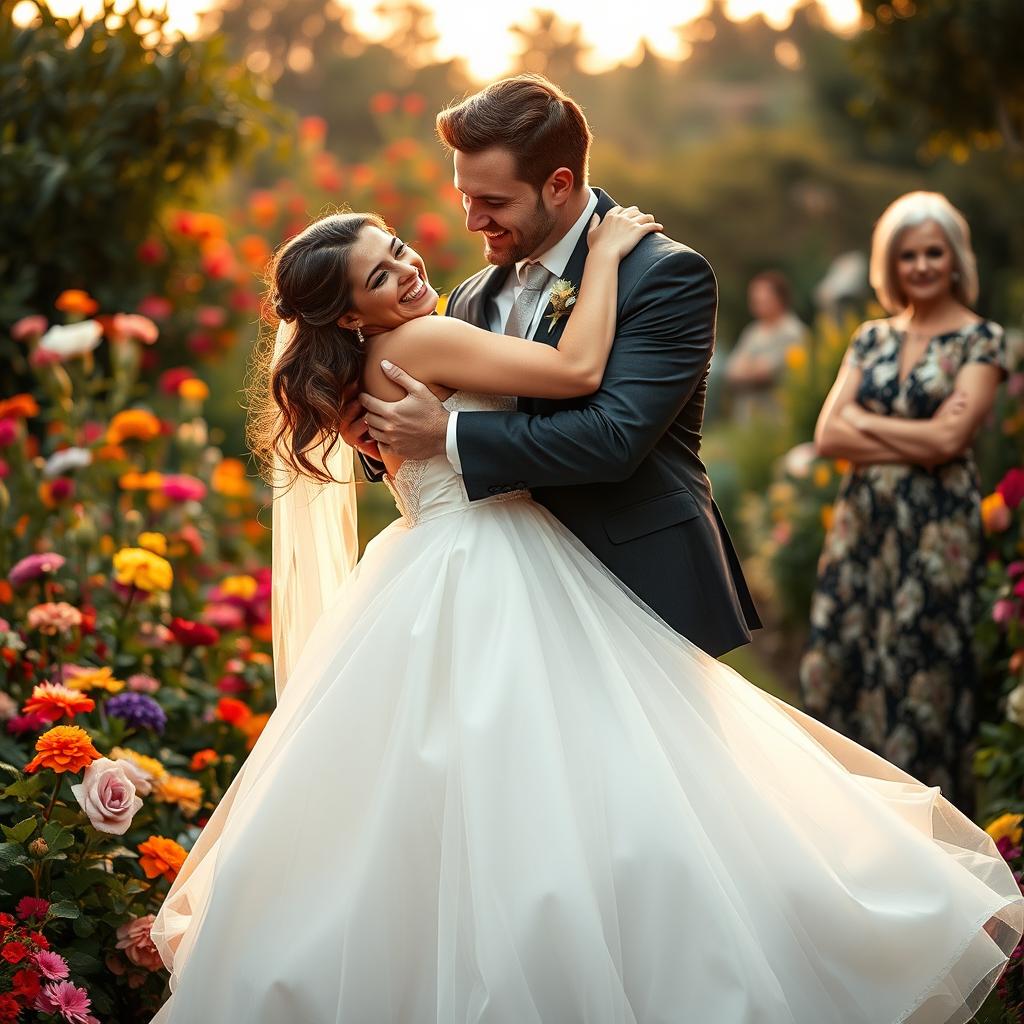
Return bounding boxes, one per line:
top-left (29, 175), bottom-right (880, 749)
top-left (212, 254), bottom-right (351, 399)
top-left (338, 384), bottom-right (382, 462)
top-left (359, 361), bottom-right (449, 460)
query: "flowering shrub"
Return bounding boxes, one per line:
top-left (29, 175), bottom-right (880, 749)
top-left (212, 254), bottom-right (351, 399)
top-left (0, 295), bottom-right (274, 1020)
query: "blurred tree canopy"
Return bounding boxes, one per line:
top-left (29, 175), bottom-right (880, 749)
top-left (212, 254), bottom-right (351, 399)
top-left (852, 0), bottom-right (1024, 165)
top-left (0, 0), bottom-right (277, 321)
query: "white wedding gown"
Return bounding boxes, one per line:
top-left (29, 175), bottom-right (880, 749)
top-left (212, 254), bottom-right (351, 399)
top-left (150, 393), bottom-right (1024, 1024)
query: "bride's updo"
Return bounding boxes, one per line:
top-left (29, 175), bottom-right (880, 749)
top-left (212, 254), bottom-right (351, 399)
top-left (248, 211), bottom-right (388, 484)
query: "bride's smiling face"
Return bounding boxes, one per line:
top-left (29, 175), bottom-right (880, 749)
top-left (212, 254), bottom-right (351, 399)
top-left (342, 225), bottom-right (439, 333)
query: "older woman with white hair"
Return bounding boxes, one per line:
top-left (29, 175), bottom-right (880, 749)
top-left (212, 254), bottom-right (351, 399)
top-left (801, 190), bottom-right (1008, 814)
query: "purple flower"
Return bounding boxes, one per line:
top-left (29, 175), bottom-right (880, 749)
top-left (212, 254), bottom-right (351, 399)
top-left (8, 552), bottom-right (65, 587)
top-left (104, 692), bottom-right (167, 733)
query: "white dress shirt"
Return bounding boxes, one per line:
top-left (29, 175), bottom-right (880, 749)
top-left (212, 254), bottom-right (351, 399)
top-left (445, 188), bottom-right (599, 475)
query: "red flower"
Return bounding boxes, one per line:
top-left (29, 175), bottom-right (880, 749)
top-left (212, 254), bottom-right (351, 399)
top-left (11, 966), bottom-right (40, 1000)
top-left (414, 212), bottom-right (449, 248)
top-left (2, 941), bottom-right (29, 963)
top-left (15, 896), bottom-right (49, 923)
top-left (997, 468), bottom-right (1024, 510)
top-left (0, 993), bottom-right (21, 1024)
top-left (0, 913), bottom-right (15, 931)
top-left (402, 92), bottom-right (426, 116)
top-left (170, 618), bottom-right (220, 648)
top-left (370, 91), bottom-right (397, 115)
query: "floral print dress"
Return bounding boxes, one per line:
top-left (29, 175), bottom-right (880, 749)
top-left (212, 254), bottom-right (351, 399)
top-left (799, 318), bottom-right (1007, 813)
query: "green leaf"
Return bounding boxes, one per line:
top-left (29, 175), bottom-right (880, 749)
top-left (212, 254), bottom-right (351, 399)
top-left (1, 816), bottom-right (38, 844)
top-left (40, 821), bottom-right (76, 852)
top-left (2, 776), bottom-right (47, 801)
top-left (47, 899), bottom-right (81, 920)
top-left (0, 841), bottom-right (29, 867)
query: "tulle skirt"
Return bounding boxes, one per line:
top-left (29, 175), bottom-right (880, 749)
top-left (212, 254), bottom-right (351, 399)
top-left (150, 496), bottom-right (1024, 1023)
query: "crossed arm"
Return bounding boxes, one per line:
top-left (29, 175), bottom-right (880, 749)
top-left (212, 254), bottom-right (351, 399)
top-left (815, 351), bottom-right (1002, 466)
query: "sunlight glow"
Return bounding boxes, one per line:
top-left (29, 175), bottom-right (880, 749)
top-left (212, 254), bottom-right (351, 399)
top-left (24, 0), bottom-right (863, 79)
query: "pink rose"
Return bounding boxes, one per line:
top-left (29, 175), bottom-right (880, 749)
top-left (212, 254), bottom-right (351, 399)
top-left (69, 757), bottom-right (143, 835)
top-left (115, 915), bottom-right (164, 971)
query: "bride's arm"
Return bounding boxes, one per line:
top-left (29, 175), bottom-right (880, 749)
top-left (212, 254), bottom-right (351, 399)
top-left (368, 207), bottom-right (662, 401)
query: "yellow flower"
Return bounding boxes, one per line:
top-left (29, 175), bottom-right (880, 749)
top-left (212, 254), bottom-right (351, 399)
top-left (107, 409), bottom-right (162, 445)
top-left (138, 532), bottom-right (167, 556)
top-left (110, 745), bottom-right (166, 780)
top-left (113, 547), bottom-right (174, 593)
top-left (435, 293), bottom-right (450, 316)
top-left (784, 344), bottom-right (808, 371)
top-left (178, 378), bottom-right (209, 401)
top-left (986, 813), bottom-right (1024, 846)
top-left (820, 504), bottom-right (835, 531)
top-left (220, 574), bottom-right (258, 600)
top-left (813, 464), bottom-right (831, 488)
top-left (152, 773), bottom-right (204, 817)
top-left (66, 666), bottom-right (126, 693)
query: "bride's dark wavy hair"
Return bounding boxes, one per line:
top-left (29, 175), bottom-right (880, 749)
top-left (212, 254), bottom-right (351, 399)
top-left (246, 211), bottom-right (389, 485)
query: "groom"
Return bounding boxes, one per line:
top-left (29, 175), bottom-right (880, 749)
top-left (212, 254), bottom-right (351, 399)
top-left (349, 74), bottom-right (761, 657)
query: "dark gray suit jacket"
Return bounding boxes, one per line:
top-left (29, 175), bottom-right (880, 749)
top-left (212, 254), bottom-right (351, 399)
top-left (365, 187), bottom-right (761, 656)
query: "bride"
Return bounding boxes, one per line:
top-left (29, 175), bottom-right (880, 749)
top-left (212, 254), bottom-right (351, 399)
top-left (149, 208), bottom-right (1023, 1024)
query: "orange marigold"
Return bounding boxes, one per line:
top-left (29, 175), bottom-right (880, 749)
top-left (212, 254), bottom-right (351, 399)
top-left (137, 835), bottom-right (187, 882)
top-left (152, 774), bottom-right (204, 817)
top-left (55, 289), bottom-right (99, 315)
top-left (215, 697), bottom-right (251, 727)
top-left (25, 725), bottom-right (101, 774)
top-left (119, 470), bottom-right (164, 491)
top-left (107, 409), bottom-right (161, 445)
top-left (0, 394), bottom-right (40, 420)
top-left (22, 683), bottom-right (95, 722)
top-left (242, 712), bottom-right (270, 751)
top-left (189, 748), bottom-right (219, 772)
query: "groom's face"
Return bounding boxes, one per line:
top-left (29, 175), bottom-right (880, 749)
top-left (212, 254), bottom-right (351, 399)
top-left (454, 148), bottom-right (558, 267)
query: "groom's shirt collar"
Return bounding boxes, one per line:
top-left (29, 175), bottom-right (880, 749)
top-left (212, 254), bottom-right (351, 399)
top-left (514, 187), bottom-right (598, 286)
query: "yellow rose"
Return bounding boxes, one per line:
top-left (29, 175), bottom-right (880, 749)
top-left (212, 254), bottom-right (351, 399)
top-left (138, 532), bottom-right (167, 555)
top-left (113, 547), bottom-right (174, 593)
top-left (986, 813), bottom-right (1024, 846)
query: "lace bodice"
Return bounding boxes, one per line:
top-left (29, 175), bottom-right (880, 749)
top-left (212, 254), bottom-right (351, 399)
top-left (383, 392), bottom-right (528, 526)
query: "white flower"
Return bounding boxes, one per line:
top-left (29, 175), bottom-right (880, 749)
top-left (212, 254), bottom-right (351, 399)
top-left (38, 320), bottom-right (103, 360)
top-left (1007, 684), bottom-right (1024, 727)
top-left (70, 757), bottom-right (144, 835)
top-left (781, 442), bottom-right (817, 480)
top-left (43, 447), bottom-right (93, 478)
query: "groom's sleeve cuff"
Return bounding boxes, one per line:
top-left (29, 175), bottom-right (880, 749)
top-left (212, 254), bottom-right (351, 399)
top-left (445, 410), bottom-right (463, 476)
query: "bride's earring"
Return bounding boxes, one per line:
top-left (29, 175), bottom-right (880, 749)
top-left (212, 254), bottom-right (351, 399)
top-left (355, 324), bottom-right (365, 346)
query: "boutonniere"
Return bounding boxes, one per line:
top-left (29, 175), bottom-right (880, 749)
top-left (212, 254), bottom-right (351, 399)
top-left (545, 278), bottom-right (577, 333)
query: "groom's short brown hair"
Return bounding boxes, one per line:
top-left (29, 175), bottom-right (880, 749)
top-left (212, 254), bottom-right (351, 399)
top-left (436, 74), bottom-right (592, 192)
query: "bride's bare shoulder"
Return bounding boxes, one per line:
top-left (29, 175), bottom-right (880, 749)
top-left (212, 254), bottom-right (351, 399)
top-left (361, 315), bottom-right (456, 401)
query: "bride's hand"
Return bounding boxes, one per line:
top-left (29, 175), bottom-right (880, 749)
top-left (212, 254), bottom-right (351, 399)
top-left (586, 206), bottom-right (663, 260)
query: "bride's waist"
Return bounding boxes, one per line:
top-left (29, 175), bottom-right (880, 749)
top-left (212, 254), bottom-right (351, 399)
top-left (383, 474), bottom-right (530, 526)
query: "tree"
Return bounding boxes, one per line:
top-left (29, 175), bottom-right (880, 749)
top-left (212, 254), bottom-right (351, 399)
top-left (0, 0), bottom-right (276, 322)
top-left (852, 0), bottom-right (1024, 163)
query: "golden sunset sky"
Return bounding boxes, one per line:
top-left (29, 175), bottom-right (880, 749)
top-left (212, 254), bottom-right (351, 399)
top-left (19, 0), bottom-right (862, 79)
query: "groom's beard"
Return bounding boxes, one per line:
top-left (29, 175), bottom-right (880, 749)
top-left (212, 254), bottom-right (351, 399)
top-left (485, 197), bottom-right (558, 266)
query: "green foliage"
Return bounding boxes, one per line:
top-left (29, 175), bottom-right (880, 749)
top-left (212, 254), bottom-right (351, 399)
top-left (0, 0), bottom-right (277, 322)
top-left (852, 0), bottom-right (1024, 164)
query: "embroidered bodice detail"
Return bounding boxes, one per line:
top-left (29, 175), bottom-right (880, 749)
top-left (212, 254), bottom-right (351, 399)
top-left (383, 392), bottom-right (528, 526)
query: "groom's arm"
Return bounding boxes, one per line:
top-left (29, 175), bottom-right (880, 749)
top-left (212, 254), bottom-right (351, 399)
top-left (456, 249), bottom-right (716, 498)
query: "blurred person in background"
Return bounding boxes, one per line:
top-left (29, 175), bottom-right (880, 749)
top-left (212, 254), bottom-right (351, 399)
top-left (723, 269), bottom-right (809, 422)
top-left (801, 191), bottom-right (1008, 815)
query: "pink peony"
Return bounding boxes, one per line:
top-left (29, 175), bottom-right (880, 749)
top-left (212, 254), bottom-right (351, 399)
top-left (70, 757), bottom-right (143, 835)
top-left (33, 950), bottom-right (70, 980)
top-left (34, 980), bottom-right (99, 1024)
top-left (27, 602), bottom-right (82, 635)
top-left (8, 552), bottom-right (65, 587)
top-left (11, 315), bottom-right (47, 342)
top-left (161, 473), bottom-right (207, 502)
top-left (994, 599), bottom-right (1018, 625)
top-left (998, 468), bottom-right (1024, 511)
top-left (126, 673), bottom-right (160, 694)
top-left (115, 915), bottom-right (164, 971)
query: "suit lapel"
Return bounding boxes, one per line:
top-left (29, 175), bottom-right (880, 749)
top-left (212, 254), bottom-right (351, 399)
top-left (458, 264), bottom-right (509, 329)
top-left (533, 188), bottom-right (617, 349)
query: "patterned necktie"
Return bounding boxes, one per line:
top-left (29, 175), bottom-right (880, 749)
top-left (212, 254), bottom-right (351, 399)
top-left (503, 262), bottom-right (551, 339)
